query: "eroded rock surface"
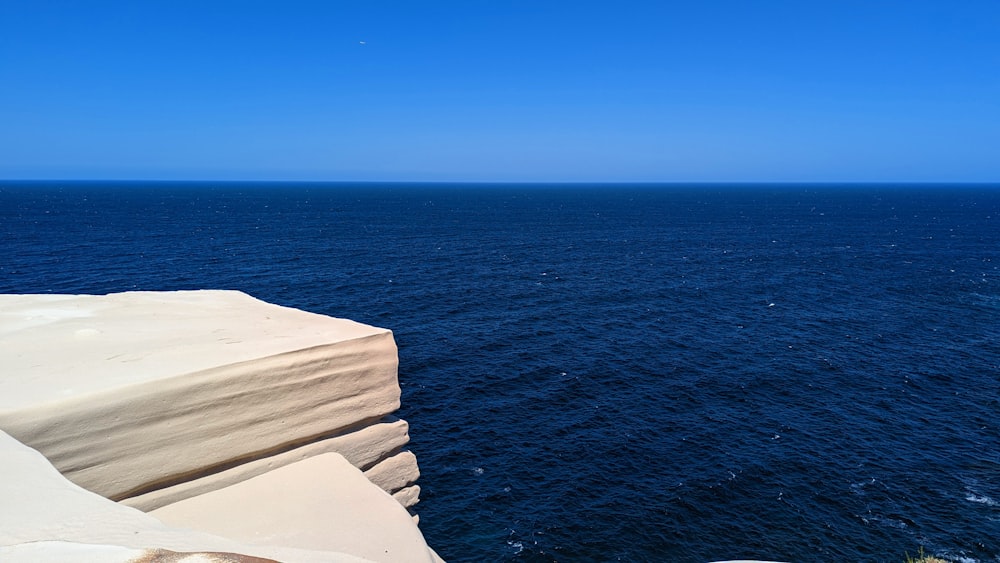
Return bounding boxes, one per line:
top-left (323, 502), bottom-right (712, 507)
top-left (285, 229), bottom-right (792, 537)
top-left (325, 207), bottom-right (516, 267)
top-left (0, 290), bottom-right (420, 506)
top-left (0, 291), bottom-right (437, 561)
top-left (0, 430), bottom-right (377, 562)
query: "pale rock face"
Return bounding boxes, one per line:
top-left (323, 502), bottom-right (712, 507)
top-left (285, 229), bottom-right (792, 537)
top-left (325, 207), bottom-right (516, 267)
top-left (0, 291), bottom-right (437, 560)
top-left (364, 451), bottom-right (421, 494)
top-left (0, 542), bottom-right (287, 562)
top-left (0, 290), bottom-right (417, 506)
top-left (392, 485), bottom-right (422, 508)
top-left (122, 417), bottom-right (413, 512)
top-left (0, 290), bottom-right (387, 406)
top-left (150, 452), bottom-right (435, 563)
top-left (0, 430), bottom-right (375, 562)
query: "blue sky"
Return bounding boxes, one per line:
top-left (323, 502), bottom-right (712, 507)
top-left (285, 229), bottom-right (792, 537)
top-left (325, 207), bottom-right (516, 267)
top-left (1, 1), bottom-right (998, 182)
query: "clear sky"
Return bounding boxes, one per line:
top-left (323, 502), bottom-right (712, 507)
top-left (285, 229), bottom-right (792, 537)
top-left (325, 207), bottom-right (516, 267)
top-left (1, 1), bottom-right (998, 182)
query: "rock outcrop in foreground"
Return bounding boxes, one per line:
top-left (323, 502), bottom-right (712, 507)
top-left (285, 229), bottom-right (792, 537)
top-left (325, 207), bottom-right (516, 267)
top-left (0, 290), bottom-right (440, 562)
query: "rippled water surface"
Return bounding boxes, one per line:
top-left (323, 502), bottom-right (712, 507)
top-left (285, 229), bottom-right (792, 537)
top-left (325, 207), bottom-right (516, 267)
top-left (2, 182), bottom-right (998, 562)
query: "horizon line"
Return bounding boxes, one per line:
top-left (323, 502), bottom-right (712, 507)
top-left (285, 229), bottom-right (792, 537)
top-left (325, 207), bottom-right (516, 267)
top-left (2, 178), bottom-right (999, 187)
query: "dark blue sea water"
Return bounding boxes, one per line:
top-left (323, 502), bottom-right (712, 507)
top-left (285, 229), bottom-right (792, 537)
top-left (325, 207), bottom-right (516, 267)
top-left (2, 182), bottom-right (998, 562)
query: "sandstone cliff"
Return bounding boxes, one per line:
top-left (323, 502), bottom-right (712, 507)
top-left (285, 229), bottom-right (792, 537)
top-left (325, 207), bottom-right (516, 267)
top-left (0, 290), bottom-right (439, 562)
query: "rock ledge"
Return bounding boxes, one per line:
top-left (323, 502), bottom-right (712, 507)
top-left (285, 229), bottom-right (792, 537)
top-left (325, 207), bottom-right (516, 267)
top-left (0, 290), bottom-right (438, 562)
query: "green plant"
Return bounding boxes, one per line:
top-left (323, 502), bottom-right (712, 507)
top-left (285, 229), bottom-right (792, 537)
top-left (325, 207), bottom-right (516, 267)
top-left (905, 546), bottom-right (950, 563)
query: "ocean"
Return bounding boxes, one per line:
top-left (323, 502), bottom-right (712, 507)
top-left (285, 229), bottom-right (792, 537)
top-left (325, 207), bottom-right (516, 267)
top-left (1, 182), bottom-right (998, 562)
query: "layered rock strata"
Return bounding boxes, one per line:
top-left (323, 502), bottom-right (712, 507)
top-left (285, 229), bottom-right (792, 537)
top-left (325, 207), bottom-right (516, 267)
top-left (0, 290), bottom-right (436, 561)
top-left (0, 429), bottom-right (430, 562)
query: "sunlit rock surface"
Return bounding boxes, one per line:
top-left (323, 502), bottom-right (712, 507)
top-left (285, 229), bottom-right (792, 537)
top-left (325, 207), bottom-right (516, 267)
top-left (0, 430), bottom-right (398, 562)
top-left (150, 452), bottom-right (432, 563)
top-left (0, 290), bottom-right (437, 562)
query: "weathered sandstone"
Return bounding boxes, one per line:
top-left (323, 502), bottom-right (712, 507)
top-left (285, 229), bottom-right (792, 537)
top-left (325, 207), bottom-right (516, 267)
top-left (122, 417), bottom-right (413, 512)
top-left (0, 290), bottom-right (416, 503)
top-left (150, 452), bottom-right (432, 562)
top-left (0, 429), bottom-right (389, 562)
top-left (0, 290), bottom-right (439, 561)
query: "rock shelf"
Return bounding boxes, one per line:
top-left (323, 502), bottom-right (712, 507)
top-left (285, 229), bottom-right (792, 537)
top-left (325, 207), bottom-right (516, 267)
top-left (0, 290), bottom-right (438, 562)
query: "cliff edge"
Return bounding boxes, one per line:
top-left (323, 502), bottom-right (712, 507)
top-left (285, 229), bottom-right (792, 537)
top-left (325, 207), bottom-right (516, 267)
top-left (0, 290), bottom-right (439, 562)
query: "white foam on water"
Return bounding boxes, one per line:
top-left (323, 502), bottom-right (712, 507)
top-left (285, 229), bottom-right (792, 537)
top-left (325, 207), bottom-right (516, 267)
top-left (965, 493), bottom-right (998, 507)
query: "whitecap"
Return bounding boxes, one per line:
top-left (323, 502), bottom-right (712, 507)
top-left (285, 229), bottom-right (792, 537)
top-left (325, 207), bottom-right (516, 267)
top-left (965, 493), bottom-right (998, 507)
